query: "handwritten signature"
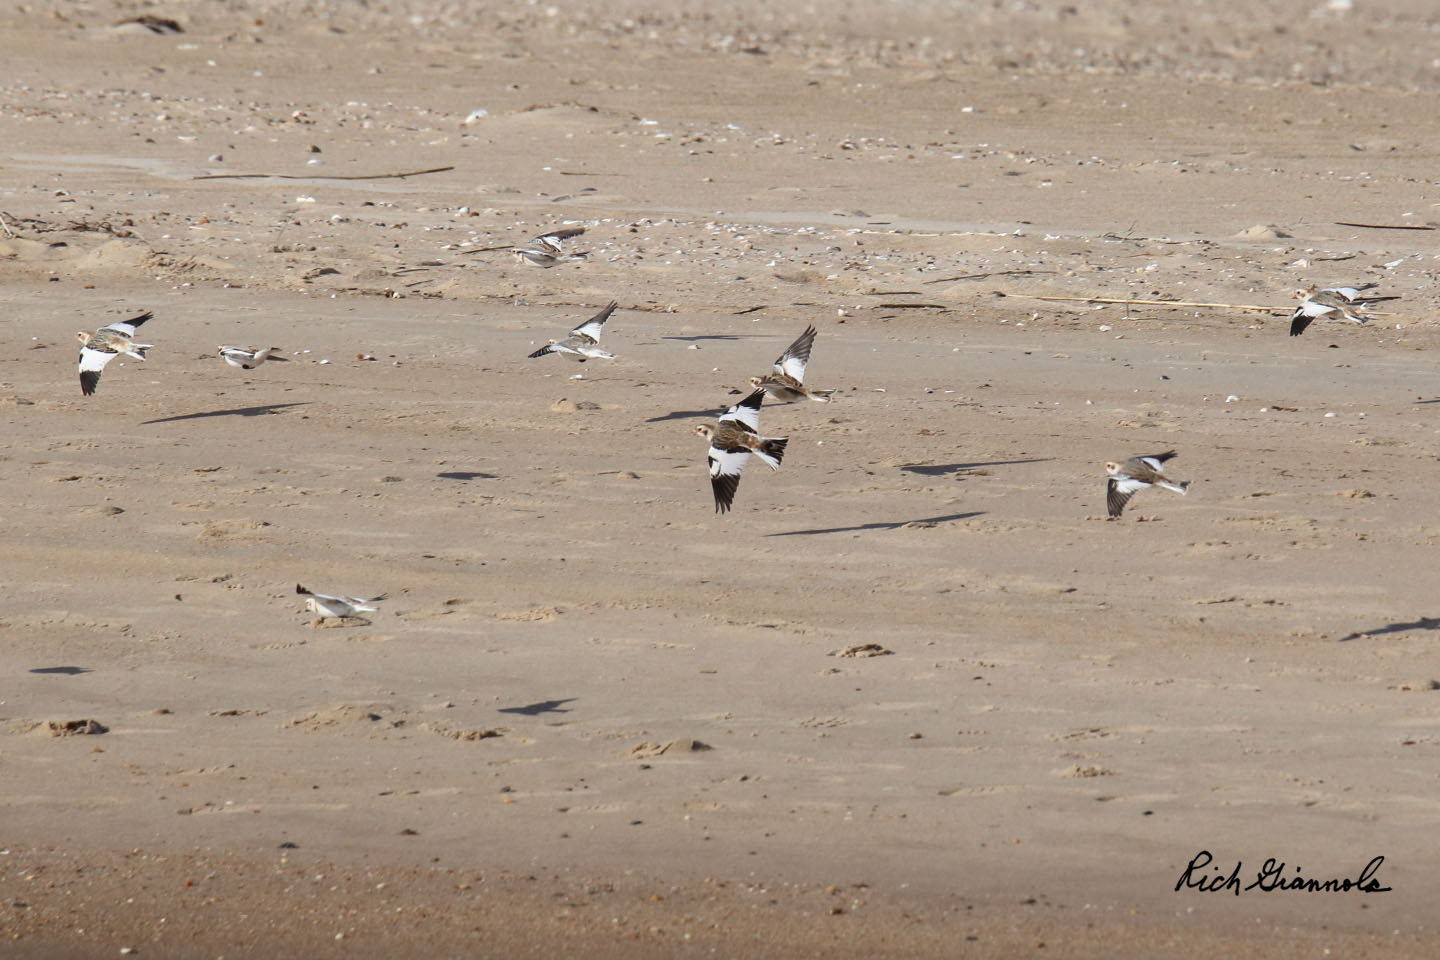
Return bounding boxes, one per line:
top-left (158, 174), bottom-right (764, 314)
top-left (1175, 850), bottom-right (1391, 895)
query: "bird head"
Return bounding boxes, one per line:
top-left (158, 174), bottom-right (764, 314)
top-left (1104, 461), bottom-right (1122, 476)
top-left (746, 376), bottom-right (764, 389)
top-left (692, 424), bottom-right (714, 440)
top-left (75, 331), bottom-right (93, 346)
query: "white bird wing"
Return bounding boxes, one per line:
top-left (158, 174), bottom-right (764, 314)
top-left (79, 346), bottom-right (118, 373)
top-left (1323, 284), bottom-right (1376, 301)
top-left (534, 227), bottom-right (585, 253)
top-left (308, 595), bottom-right (353, 616)
top-left (708, 445), bottom-right (751, 480)
top-left (529, 340), bottom-right (582, 359)
top-left (570, 302), bottom-right (617, 343)
top-left (99, 311), bottom-right (153, 338)
top-left (1138, 456), bottom-right (1168, 474)
top-left (219, 346), bottom-right (257, 363)
top-left (718, 388), bottom-right (766, 433)
top-left (707, 445), bottom-right (751, 513)
top-left (78, 345), bottom-right (118, 395)
top-left (772, 325), bottom-right (816, 382)
top-left (1300, 298), bottom-right (1340, 319)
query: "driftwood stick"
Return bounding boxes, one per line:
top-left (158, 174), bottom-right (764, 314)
top-left (1018, 295), bottom-right (1275, 311)
top-left (923, 269), bottom-right (1057, 284)
top-left (1334, 221), bottom-right (1435, 231)
top-left (192, 165), bottom-right (455, 182)
top-left (457, 244), bottom-right (517, 256)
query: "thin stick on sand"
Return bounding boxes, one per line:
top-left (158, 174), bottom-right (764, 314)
top-left (1334, 221), bottom-right (1435, 231)
top-left (192, 166), bottom-right (455, 181)
top-left (1015, 294), bottom-right (1397, 318)
top-left (457, 244), bottom-right (518, 256)
top-left (1017, 295), bottom-right (1275, 311)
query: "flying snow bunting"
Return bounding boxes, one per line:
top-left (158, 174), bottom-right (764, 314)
top-left (218, 345), bottom-right (288, 369)
top-left (514, 227), bottom-right (588, 267)
top-left (296, 583), bottom-right (387, 620)
top-left (693, 387), bottom-right (788, 514)
top-left (528, 302), bottom-right (618, 362)
top-left (1105, 450), bottom-right (1190, 519)
top-left (1288, 291), bottom-right (1370, 337)
top-left (76, 311), bottom-right (154, 396)
top-left (748, 324), bottom-right (836, 403)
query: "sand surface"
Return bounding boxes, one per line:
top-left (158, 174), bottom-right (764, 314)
top-left (4, 1), bottom-right (1440, 956)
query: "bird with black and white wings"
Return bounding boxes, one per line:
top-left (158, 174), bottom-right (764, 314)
top-left (218, 345), bottom-right (288, 369)
top-left (1287, 293), bottom-right (1368, 337)
top-left (1105, 450), bottom-right (1190, 519)
top-left (692, 388), bottom-right (789, 514)
top-left (296, 583), bottom-right (386, 620)
top-left (76, 311), bottom-right (154, 396)
top-left (528, 302), bottom-right (618, 362)
top-left (514, 227), bottom-right (588, 267)
top-left (748, 324), bottom-right (836, 403)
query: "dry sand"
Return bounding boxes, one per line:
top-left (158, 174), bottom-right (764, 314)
top-left (4, 1), bottom-right (1440, 956)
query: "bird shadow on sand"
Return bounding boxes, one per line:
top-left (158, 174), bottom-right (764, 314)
top-left (143, 402), bottom-right (309, 424)
top-left (498, 698), bottom-right (577, 716)
top-left (900, 458), bottom-right (1052, 476)
top-left (29, 665), bottom-right (92, 676)
top-left (646, 408), bottom-right (727, 423)
top-left (767, 511), bottom-right (983, 537)
top-left (1338, 617), bottom-right (1440, 642)
top-left (1415, 398), bottom-right (1440, 405)
top-left (437, 471), bottom-right (498, 481)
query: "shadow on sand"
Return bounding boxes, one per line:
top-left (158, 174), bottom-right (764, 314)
top-left (767, 512), bottom-right (983, 537)
top-left (143, 402), bottom-right (309, 424)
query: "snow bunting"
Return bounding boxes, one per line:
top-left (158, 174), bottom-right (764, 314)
top-left (296, 583), bottom-right (386, 620)
top-left (218, 345), bottom-right (288, 369)
top-left (1288, 293), bottom-right (1369, 337)
top-left (748, 324), bottom-right (836, 403)
top-left (76, 311), bottom-right (153, 396)
top-left (693, 388), bottom-right (789, 513)
top-left (1105, 450), bottom-right (1190, 519)
top-left (528, 302), bottom-right (618, 362)
top-left (514, 227), bottom-right (588, 267)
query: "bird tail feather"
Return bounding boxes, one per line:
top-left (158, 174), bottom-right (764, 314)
top-left (755, 437), bottom-right (788, 470)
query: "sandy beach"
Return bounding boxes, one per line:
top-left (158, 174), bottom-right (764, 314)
top-left (4, 1), bottom-right (1440, 955)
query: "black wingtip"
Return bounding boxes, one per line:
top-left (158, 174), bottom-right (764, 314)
top-left (527, 345), bottom-right (554, 359)
top-left (711, 473), bottom-right (740, 514)
top-left (296, 584), bottom-right (313, 596)
top-left (79, 371), bottom-right (99, 396)
top-left (738, 387), bottom-right (767, 410)
top-left (126, 311), bottom-right (155, 327)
